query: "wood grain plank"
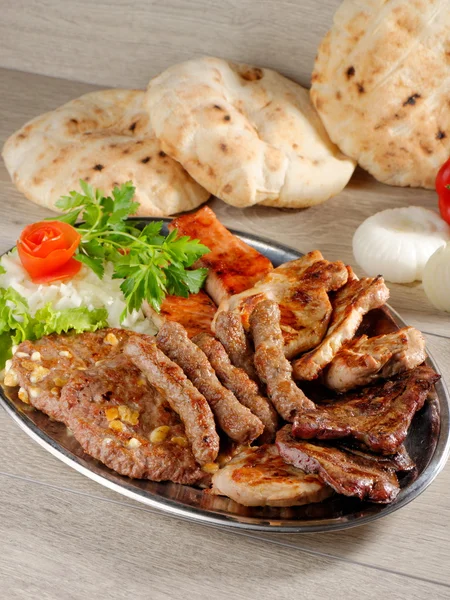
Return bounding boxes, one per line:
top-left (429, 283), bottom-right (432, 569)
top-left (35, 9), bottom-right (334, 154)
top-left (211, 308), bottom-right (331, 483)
top-left (0, 331), bottom-right (448, 585)
top-left (1, 474), bottom-right (449, 600)
top-left (0, 0), bottom-right (338, 88)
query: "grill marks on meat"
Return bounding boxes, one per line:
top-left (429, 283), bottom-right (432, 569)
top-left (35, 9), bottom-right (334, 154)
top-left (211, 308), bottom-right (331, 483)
top-left (250, 300), bottom-right (315, 421)
top-left (124, 335), bottom-right (219, 465)
top-left (10, 328), bottom-right (138, 423)
top-left (293, 272), bottom-right (390, 381)
top-left (292, 366), bottom-right (440, 454)
top-left (211, 445), bottom-right (332, 507)
top-left (224, 251), bottom-right (348, 359)
top-left (340, 444), bottom-right (415, 473)
top-left (276, 426), bottom-right (400, 503)
top-left (61, 355), bottom-right (206, 484)
top-left (156, 322), bottom-right (264, 444)
top-left (193, 333), bottom-right (279, 443)
top-left (169, 206), bottom-right (272, 307)
top-left (143, 290), bottom-right (217, 338)
top-left (324, 327), bottom-right (426, 392)
top-left (214, 310), bottom-right (258, 381)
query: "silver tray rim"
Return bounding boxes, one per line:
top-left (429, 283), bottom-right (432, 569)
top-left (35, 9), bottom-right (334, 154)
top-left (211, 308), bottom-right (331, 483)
top-left (1, 220), bottom-right (449, 534)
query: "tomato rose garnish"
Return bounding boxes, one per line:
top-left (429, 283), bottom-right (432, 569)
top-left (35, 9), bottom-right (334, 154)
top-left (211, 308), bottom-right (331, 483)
top-left (436, 157), bottom-right (450, 226)
top-left (17, 221), bottom-right (82, 283)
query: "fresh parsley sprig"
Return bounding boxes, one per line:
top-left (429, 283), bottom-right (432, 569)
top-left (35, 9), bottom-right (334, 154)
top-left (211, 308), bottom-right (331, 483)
top-left (54, 181), bottom-right (210, 319)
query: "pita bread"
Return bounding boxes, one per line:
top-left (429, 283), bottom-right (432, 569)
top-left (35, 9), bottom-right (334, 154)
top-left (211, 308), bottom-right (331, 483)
top-left (2, 89), bottom-right (209, 216)
top-left (310, 0), bottom-right (450, 189)
top-left (145, 57), bottom-right (355, 208)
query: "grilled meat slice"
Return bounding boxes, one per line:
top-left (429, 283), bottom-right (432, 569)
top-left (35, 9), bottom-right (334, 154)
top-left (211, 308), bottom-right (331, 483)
top-left (293, 271), bottom-right (390, 381)
top-left (250, 300), bottom-right (315, 421)
top-left (292, 366), bottom-right (440, 454)
top-left (156, 322), bottom-right (264, 444)
top-left (61, 355), bottom-right (206, 484)
top-left (143, 290), bottom-right (217, 338)
top-left (276, 426), bottom-right (400, 503)
top-left (214, 310), bottom-right (258, 381)
top-left (193, 333), bottom-right (279, 443)
top-left (211, 445), bottom-right (332, 507)
top-left (324, 327), bottom-right (426, 392)
top-left (223, 251), bottom-right (348, 359)
top-left (124, 335), bottom-right (219, 465)
top-left (169, 206), bottom-right (272, 307)
top-left (7, 328), bottom-right (139, 423)
top-left (340, 444), bottom-right (415, 472)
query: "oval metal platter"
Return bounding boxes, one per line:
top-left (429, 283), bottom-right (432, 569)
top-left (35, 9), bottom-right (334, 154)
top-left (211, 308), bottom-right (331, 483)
top-left (1, 220), bottom-right (449, 533)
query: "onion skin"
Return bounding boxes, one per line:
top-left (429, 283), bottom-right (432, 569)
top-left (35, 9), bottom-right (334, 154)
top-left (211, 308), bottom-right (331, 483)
top-left (423, 243), bottom-right (450, 312)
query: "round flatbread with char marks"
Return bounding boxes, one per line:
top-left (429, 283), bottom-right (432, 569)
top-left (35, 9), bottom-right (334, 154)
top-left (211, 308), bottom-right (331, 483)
top-left (145, 57), bottom-right (355, 208)
top-left (2, 89), bottom-right (210, 216)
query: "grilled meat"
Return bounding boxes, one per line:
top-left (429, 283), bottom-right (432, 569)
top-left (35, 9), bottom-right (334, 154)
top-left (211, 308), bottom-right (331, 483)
top-left (276, 426), bottom-right (400, 503)
top-left (250, 300), bottom-right (315, 421)
top-left (61, 355), bottom-right (206, 484)
top-left (324, 327), bottom-right (426, 392)
top-left (8, 328), bottom-right (139, 423)
top-left (214, 310), bottom-right (259, 381)
top-left (143, 290), bottom-right (217, 338)
top-left (293, 271), bottom-right (390, 381)
top-left (211, 445), bottom-right (332, 507)
top-left (124, 335), bottom-right (219, 465)
top-left (169, 206), bottom-right (272, 307)
top-left (340, 444), bottom-right (415, 472)
top-left (193, 333), bottom-right (279, 443)
top-left (292, 366), bottom-right (440, 454)
top-left (156, 322), bottom-right (264, 444)
top-left (223, 251), bottom-right (348, 359)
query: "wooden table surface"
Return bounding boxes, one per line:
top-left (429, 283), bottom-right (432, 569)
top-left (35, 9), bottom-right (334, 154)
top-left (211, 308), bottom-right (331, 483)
top-left (0, 67), bottom-right (449, 600)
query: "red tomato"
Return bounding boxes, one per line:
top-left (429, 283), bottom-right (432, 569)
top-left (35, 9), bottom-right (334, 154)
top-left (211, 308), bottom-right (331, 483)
top-left (436, 157), bottom-right (450, 225)
top-left (17, 221), bottom-right (82, 283)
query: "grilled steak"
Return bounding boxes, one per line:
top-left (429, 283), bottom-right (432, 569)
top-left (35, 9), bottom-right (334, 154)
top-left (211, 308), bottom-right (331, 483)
top-left (324, 327), bottom-right (426, 392)
top-left (193, 333), bottom-right (279, 443)
top-left (156, 322), bottom-right (264, 444)
top-left (225, 251), bottom-right (348, 358)
top-left (293, 271), bottom-right (390, 380)
top-left (124, 335), bottom-right (219, 465)
top-left (292, 366), bottom-right (440, 454)
top-left (169, 206), bottom-right (272, 307)
top-left (214, 310), bottom-right (259, 381)
top-left (7, 328), bottom-right (139, 423)
top-left (276, 426), bottom-right (400, 503)
top-left (250, 300), bottom-right (315, 421)
top-left (143, 290), bottom-right (217, 338)
top-left (211, 445), bottom-right (332, 507)
top-left (61, 355), bottom-right (206, 484)
top-left (340, 444), bottom-right (415, 472)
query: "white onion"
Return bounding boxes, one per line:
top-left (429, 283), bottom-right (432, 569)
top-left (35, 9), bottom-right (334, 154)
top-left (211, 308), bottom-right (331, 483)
top-left (352, 207), bottom-right (450, 283)
top-left (423, 243), bottom-right (450, 312)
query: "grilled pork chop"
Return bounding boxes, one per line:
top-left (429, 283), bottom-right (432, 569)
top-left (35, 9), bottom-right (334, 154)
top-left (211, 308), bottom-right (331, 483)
top-left (211, 445), bottom-right (332, 507)
top-left (169, 206), bottom-right (272, 307)
top-left (293, 271), bottom-right (390, 380)
top-left (156, 322), bottom-right (264, 444)
top-left (292, 366), bottom-right (440, 454)
top-left (250, 300), bottom-right (315, 421)
top-left (324, 327), bottom-right (426, 392)
top-left (193, 333), bottom-right (279, 443)
top-left (143, 290), bottom-right (217, 338)
top-left (214, 310), bottom-right (259, 381)
top-left (224, 251), bottom-right (348, 359)
top-left (276, 426), bottom-right (400, 503)
top-left (340, 444), bottom-right (415, 472)
top-left (124, 335), bottom-right (219, 465)
top-left (61, 355), bottom-right (206, 484)
top-left (7, 328), bottom-right (139, 423)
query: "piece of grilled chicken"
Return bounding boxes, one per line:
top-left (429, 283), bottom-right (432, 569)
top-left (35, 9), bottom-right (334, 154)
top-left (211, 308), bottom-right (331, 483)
top-left (211, 445), bottom-right (332, 507)
top-left (218, 251), bottom-right (348, 359)
top-left (324, 327), bottom-right (426, 392)
top-left (293, 269), bottom-right (390, 381)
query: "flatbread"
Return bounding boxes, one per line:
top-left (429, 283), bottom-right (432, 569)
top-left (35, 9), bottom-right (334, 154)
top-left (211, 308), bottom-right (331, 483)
top-left (2, 89), bottom-right (210, 216)
top-left (310, 0), bottom-right (450, 189)
top-left (145, 57), bottom-right (355, 208)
